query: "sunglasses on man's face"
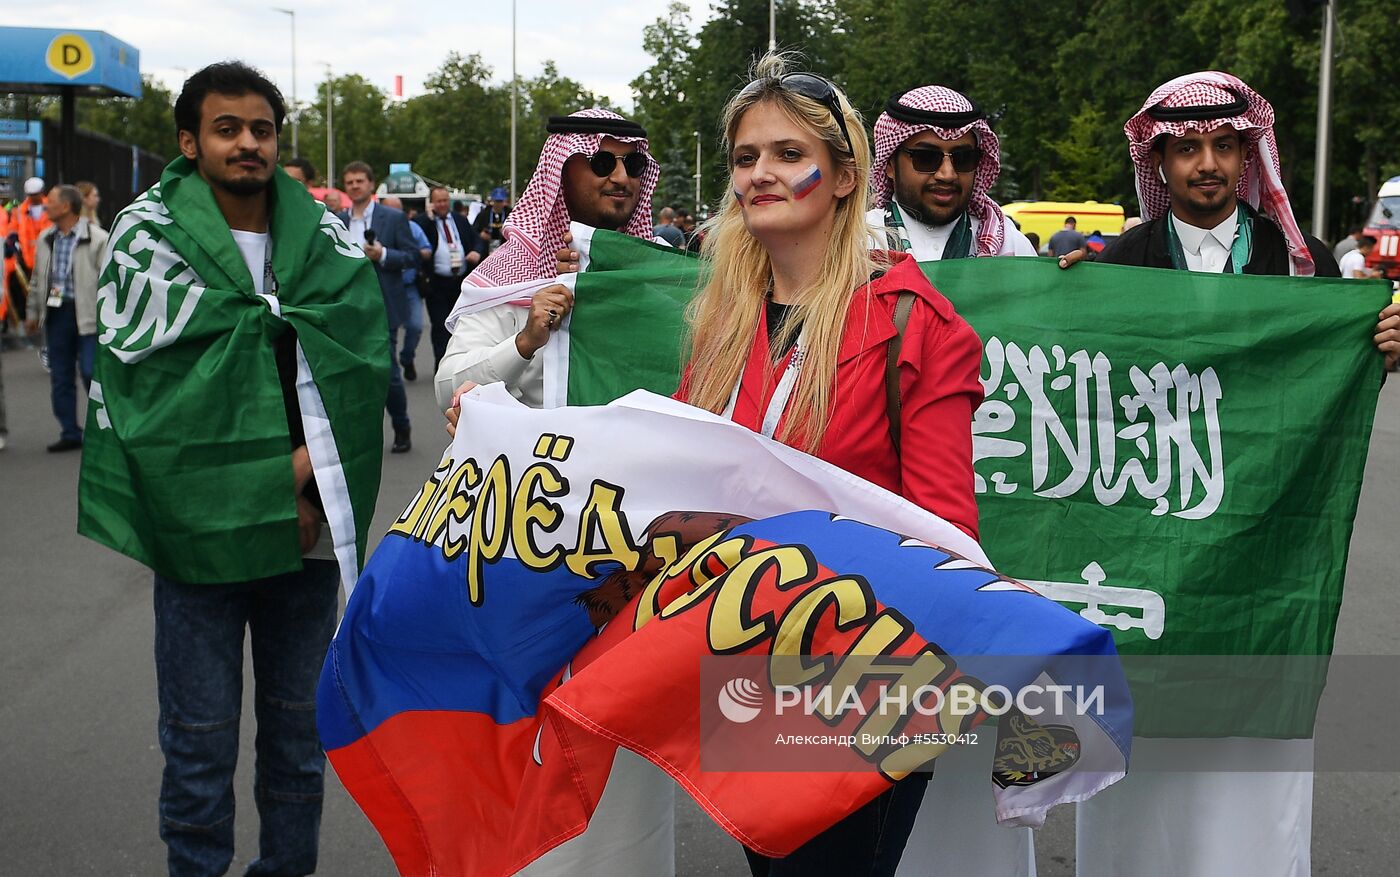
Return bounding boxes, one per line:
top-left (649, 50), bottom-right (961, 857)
top-left (587, 150), bottom-right (648, 179)
top-left (902, 146), bottom-right (983, 175)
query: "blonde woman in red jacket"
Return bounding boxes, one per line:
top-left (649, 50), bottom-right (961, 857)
top-left (450, 53), bottom-right (986, 876)
top-left (676, 53), bottom-right (984, 875)
top-left (678, 55), bottom-right (983, 545)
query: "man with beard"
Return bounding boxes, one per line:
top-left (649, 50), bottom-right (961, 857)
top-left (867, 97), bottom-right (1039, 875)
top-left (1092, 73), bottom-right (1337, 277)
top-left (82, 61), bottom-right (387, 876)
top-left (868, 86), bottom-right (1035, 261)
top-left (431, 110), bottom-right (676, 877)
top-left (434, 109), bottom-right (663, 411)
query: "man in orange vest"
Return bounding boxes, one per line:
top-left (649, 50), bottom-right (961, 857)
top-left (0, 203), bottom-right (11, 327)
top-left (7, 177), bottom-right (51, 329)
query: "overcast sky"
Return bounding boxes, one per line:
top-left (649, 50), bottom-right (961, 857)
top-left (15, 1), bottom-right (713, 110)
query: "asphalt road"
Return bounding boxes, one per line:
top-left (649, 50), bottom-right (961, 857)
top-left (0, 331), bottom-right (1394, 876)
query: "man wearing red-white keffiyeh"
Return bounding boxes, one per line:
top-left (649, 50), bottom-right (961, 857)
top-left (867, 86), bottom-right (1035, 261)
top-left (1074, 70), bottom-right (1340, 877)
top-left (432, 109), bottom-right (663, 411)
top-left (868, 86), bottom-right (1041, 877)
top-left (1061, 72), bottom-right (1398, 368)
top-left (427, 110), bottom-right (678, 877)
top-left (1093, 71), bottom-right (1338, 278)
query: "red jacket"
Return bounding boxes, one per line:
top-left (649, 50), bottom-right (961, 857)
top-left (678, 253), bottom-right (983, 540)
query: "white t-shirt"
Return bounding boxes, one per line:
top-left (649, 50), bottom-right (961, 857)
top-left (230, 229), bottom-right (270, 294)
top-left (865, 204), bottom-right (1036, 260)
top-left (232, 227), bottom-right (335, 559)
top-left (1338, 248), bottom-right (1368, 279)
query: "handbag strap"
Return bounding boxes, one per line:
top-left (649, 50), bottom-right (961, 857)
top-left (886, 291), bottom-right (916, 455)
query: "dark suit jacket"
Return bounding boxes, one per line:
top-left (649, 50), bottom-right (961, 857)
top-left (414, 211), bottom-right (482, 278)
top-left (1098, 205), bottom-right (1341, 277)
top-left (337, 203), bottom-right (418, 329)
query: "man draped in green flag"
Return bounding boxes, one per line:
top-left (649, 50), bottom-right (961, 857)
top-left (78, 62), bottom-right (387, 876)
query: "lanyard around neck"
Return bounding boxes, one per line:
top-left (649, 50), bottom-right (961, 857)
top-left (721, 322), bottom-right (809, 440)
top-left (1167, 204), bottom-right (1252, 274)
top-left (885, 201), bottom-right (973, 259)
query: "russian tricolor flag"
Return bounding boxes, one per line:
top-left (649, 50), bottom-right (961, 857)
top-left (318, 388), bottom-right (1131, 875)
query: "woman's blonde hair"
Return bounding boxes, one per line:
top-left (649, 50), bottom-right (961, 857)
top-left (75, 181), bottom-right (99, 221)
top-left (685, 53), bottom-right (878, 452)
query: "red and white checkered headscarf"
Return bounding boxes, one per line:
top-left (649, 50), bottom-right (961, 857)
top-left (466, 108), bottom-right (660, 288)
top-left (871, 86), bottom-right (1006, 257)
top-left (1125, 71), bottom-right (1314, 276)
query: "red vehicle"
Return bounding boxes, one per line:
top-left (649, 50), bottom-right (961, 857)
top-left (1363, 176), bottom-right (1400, 280)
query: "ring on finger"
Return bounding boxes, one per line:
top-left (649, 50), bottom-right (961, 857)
top-left (547, 308), bottom-right (559, 328)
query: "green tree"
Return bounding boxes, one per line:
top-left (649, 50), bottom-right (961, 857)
top-left (676, 0), bottom-right (826, 206)
top-left (632, 2), bottom-right (701, 211)
top-left (517, 61), bottom-right (613, 186)
top-left (1332, 0), bottom-right (1400, 229)
top-left (71, 75), bottom-right (176, 160)
top-left (395, 52), bottom-right (510, 193)
top-left (295, 73), bottom-right (396, 186)
top-left (1045, 101), bottom-right (1121, 203)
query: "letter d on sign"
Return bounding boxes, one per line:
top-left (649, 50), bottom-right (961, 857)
top-left (47, 33), bottom-right (95, 80)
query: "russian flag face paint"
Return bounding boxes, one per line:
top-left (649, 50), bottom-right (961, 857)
top-left (733, 187), bottom-right (745, 205)
top-left (790, 164), bottom-right (822, 200)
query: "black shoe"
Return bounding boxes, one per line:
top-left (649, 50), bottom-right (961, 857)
top-left (402, 360), bottom-right (417, 381)
top-left (47, 437), bottom-right (83, 453)
top-left (391, 428), bottom-right (412, 454)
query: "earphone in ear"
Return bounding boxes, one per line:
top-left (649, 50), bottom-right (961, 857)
top-left (1157, 166), bottom-right (1167, 184)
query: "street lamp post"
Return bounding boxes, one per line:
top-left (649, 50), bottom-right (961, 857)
top-left (694, 130), bottom-right (701, 210)
top-left (769, 0), bottom-right (776, 51)
top-left (273, 8), bottom-right (298, 155)
top-left (320, 62), bottom-right (334, 184)
top-left (1312, 0), bottom-right (1336, 241)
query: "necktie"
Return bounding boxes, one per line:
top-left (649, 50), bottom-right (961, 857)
top-left (441, 217), bottom-right (454, 245)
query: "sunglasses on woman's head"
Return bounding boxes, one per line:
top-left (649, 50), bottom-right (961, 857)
top-left (587, 150), bottom-right (648, 179)
top-left (902, 146), bottom-right (983, 175)
top-left (741, 73), bottom-right (855, 156)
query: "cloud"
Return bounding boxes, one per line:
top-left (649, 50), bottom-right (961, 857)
top-left (8, 0), bottom-right (714, 110)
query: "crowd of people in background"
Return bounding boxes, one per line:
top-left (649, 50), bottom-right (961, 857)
top-left (1, 50), bottom-right (1398, 877)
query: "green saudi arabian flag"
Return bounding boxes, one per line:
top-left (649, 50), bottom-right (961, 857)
top-left (552, 229), bottom-right (1388, 735)
top-left (79, 158), bottom-right (390, 591)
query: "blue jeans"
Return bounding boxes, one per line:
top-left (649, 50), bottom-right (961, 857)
top-left (153, 560), bottom-right (340, 877)
top-left (385, 329), bottom-right (410, 433)
top-left (400, 281), bottom-right (423, 368)
top-left (46, 300), bottom-right (95, 441)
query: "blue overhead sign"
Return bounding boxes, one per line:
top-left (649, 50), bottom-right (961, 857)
top-left (0, 27), bottom-right (141, 97)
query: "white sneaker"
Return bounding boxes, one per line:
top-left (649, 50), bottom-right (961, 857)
top-left (38, 346), bottom-right (49, 371)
